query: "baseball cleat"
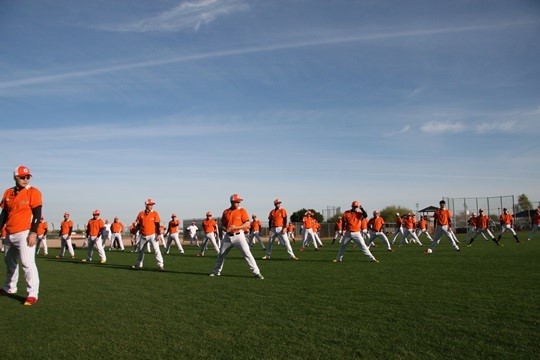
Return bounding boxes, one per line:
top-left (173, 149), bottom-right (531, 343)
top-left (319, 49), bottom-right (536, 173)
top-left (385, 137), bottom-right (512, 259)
top-left (371, 259), bottom-right (380, 263)
top-left (158, 266), bottom-right (165, 271)
top-left (332, 259), bottom-right (341, 263)
top-left (23, 297), bottom-right (38, 306)
top-left (0, 288), bottom-right (10, 296)
top-left (291, 256), bottom-right (299, 260)
top-left (254, 273), bottom-right (264, 280)
top-left (209, 273), bottom-right (221, 277)
top-left (81, 259), bottom-right (87, 262)
top-left (262, 256), bottom-right (270, 260)
top-left (100, 260), bottom-right (107, 264)
top-left (131, 264), bottom-right (142, 269)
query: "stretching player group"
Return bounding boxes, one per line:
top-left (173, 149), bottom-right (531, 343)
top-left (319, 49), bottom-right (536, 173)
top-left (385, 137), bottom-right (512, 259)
top-left (1, 165), bottom-right (539, 306)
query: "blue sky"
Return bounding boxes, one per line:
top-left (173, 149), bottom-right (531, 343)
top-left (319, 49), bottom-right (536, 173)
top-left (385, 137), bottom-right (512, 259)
top-left (1, 0), bottom-right (539, 229)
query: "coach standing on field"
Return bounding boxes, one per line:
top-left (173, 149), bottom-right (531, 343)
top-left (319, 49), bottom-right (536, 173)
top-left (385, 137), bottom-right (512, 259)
top-left (0, 165), bottom-right (43, 306)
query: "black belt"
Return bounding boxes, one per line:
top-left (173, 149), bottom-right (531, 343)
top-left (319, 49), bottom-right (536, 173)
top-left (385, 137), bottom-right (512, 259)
top-left (227, 232), bottom-right (241, 236)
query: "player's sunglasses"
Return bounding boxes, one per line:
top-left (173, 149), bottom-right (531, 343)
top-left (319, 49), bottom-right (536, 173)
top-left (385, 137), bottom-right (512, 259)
top-left (17, 176), bottom-right (31, 180)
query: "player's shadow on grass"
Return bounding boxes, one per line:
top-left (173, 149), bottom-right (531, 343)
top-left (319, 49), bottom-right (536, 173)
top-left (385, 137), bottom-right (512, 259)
top-left (0, 292), bottom-right (26, 304)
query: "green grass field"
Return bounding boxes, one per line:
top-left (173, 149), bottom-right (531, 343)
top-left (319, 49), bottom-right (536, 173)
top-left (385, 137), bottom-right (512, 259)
top-left (1, 234), bottom-right (538, 359)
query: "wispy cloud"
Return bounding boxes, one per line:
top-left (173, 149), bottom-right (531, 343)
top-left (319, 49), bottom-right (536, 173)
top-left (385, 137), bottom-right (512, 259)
top-left (2, 19), bottom-right (538, 90)
top-left (98, 0), bottom-right (249, 32)
top-left (420, 121), bottom-right (465, 134)
top-left (475, 120), bottom-right (517, 134)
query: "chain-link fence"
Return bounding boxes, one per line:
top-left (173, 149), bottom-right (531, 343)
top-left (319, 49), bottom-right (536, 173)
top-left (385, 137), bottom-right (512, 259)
top-left (443, 195), bottom-right (517, 231)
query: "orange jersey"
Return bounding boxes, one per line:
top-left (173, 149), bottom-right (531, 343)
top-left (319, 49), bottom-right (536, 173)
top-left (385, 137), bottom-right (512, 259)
top-left (60, 219), bottom-right (73, 236)
top-left (499, 213), bottom-right (513, 226)
top-left (167, 219), bottom-right (180, 234)
top-left (417, 219), bottom-right (428, 230)
top-left (287, 223), bottom-right (295, 232)
top-left (268, 208), bottom-right (287, 228)
top-left (467, 217), bottom-right (477, 227)
top-left (36, 220), bottom-right (48, 236)
top-left (476, 215), bottom-right (490, 228)
top-left (111, 221), bottom-right (124, 233)
top-left (368, 217), bottom-right (385, 232)
top-left (334, 221), bottom-right (342, 231)
top-left (202, 218), bottom-right (217, 233)
top-left (404, 217), bottom-right (416, 230)
top-left (303, 216), bottom-right (316, 230)
top-left (360, 218), bottom-right (368, 231)
top-left (0, 186), bottom-right (43, 234)
top-left (342, 209), bottom-right (367, 232)
top-left (86, 218), bottom-right (104, 237)
top-left (136, 210), bottom-right (161, 236)
top-left (250, 219), bottom-right (261, 232)
top-left (533, 213), bottom-right (540, 226)
top-left (433, 209), bottom-right (452, 226)
top-left (221, 207), bottom-right (250, 232)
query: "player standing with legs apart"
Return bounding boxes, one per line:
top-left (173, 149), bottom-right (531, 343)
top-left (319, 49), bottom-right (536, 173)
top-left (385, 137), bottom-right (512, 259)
top-left (497, 208), bottom-right (522, 244)
top-left (400, 213), bottom-right (422, 246)
top-left (467, 213), bottom-right (487, 241)
top-left (263, 199), bottom-right (298, 260)
top-left (210, 194), bottom-right (264, 279)
top-left (132, 199), bottom-right (164, 271)
top-left (527, 208), bottom-right (540, 241)
top-left (300, 211), bottom-right (318, 251)
top-left (35, 216), bottom-right (48, 255)
top-left (83, 210), bottom-right (107, 264)
top-left (110, 217), bottom-right (125, 251)
top-left (427, 200), bottom-right (460, 253)
top-left (187, 221), bottom-right (199, 247)
top-left (57, 212), bottom-right (76, 259)
top-left (466, 209), bottom-right (501, 246)
top-left (0, 165), bottom-right (42, 306)
top-left (165, 214), bottom-right (184, 255)
top-left (333, 201), bottom-right (378, 263)
top-left (287, 221), bottom-right (296, 243)
top-left (249, 215), bottom-right (266, 250)
top-left (367, 210), bottom-right (393, 251)
top-left (332, 216), bottom-right (343, 245)
top-left (416, 215), bottom-right (434, 243)
top-left (102, 219), bottom-right (112, 249)
top-left (198, 212), bottom-right (220, 257)
top-left (391, 213), bottom-right (405, 245)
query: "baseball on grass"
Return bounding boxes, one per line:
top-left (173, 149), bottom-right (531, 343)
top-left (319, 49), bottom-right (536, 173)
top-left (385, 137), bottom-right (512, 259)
top-left (425, 248), bottom-right (433, 254)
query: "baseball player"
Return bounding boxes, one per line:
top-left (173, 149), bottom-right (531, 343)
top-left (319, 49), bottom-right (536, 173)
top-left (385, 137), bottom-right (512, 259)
top-left (391, 213), bottom-right (405, 245)
top-left (313, 217), bottom-right (324, 248)
top-left (286, 222), bottom-right (296, 243)
top-left (0, 165), bottom-right (42, 306)
top-left (428, 200), bottom-right (460, 252)
top-left (416, 215), bottom-right (434, 242)
top-left (400, 213), bottom-right (422, 246)
top-left (466, 209), bottom-right (501, 246)
top-left (264, 199), bottom-right (298, 260)
top-left (157, 224), bottom-right (167, 249)
top-left (497, 208), bottom-right (522, 244)
top-left (332, 217), bottom-right (343, 245)
top-left (527, 208), bottom-right (540, 241)
top-left (467, 213), bottom-right (487, 240)
top-left (198, 212), bottom-right (220, 256)
top-left (56, 212), bottom-right (76, 259)
top-left (367, 210), bottom-right (393, 251)
top-left (129, 221), bottom-right (138, 252)
top-left (35, 216), bottom-right (49, 256)
top-left (210, 194), bottom-right (264, 279)
top-left (187, 221), bottom-right (199, 246)
top-left (101, 219), bottom-right (112, 249)
top-left (300, 210), bottom-right (319, 252)
top-left (249, 215), bottom-right (266, 250)
top-left (333, 201), bottom-right (378, 263)
top-left (82, 210), bottom-right (107, 264)
top-left (165, 214), bottom-right (184, 255)
top-left (110, 217), bottom-right (125, 251)
top-left (132, 198), bottom-right (164, 271)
